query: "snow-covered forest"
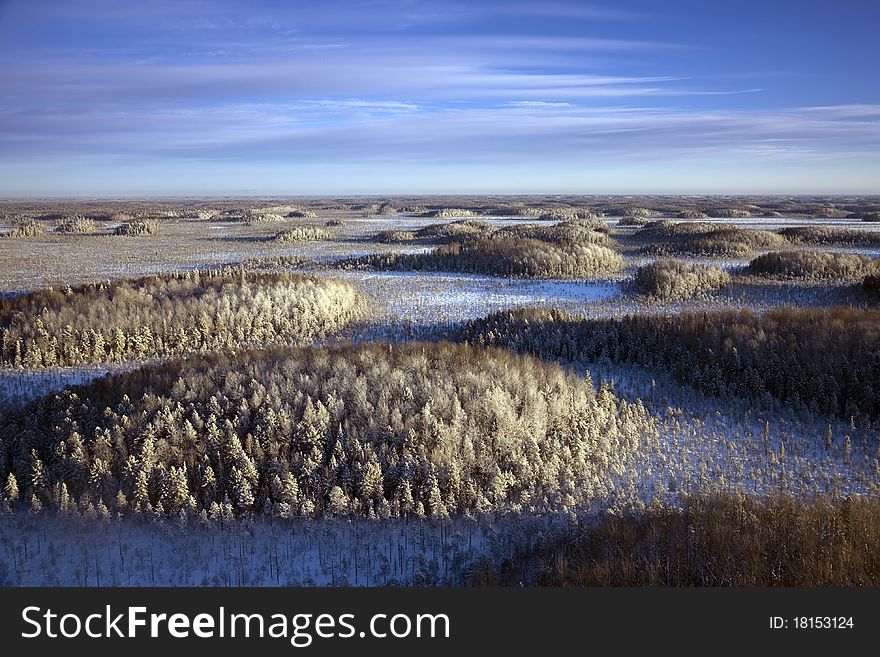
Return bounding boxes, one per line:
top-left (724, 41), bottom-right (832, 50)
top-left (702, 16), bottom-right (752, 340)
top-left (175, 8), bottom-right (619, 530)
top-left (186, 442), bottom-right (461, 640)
top-left (1, 196), bottom-right (879, 586)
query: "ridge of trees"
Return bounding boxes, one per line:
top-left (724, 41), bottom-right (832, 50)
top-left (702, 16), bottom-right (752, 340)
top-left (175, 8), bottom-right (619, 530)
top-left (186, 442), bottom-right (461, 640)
top-left (373, 219), bottom-right (490, 244)
top-left (638, 223), bottom-right (787, 258)
top-left (0, 268), bottom-right (365, 368)
top-left (495, 219), bottom-right (611, 243)
top-left (373, 218), bottom-right (611, 248)
top-left (341, 237), bottom-right (625, 279)
top-left (537, 208), bottom-right (602, 221)
top-left (460, 306), bottom-right (880, 420)
top-left (422, 209), bottom-right (475, 219)
top-left (617, 216), bottom-right (651, 227)
top-left (375, 230), bottom-right (417, 243)
top-left (779, 226), bottom-right (880, 247)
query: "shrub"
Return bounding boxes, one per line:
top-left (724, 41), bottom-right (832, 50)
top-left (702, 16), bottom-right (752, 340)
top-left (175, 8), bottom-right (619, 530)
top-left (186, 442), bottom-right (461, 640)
top-left (617, 215), bottom-right (650, 227)
top-left (714, 208), bottom-right (752, 218)
top-left (676, 209), bottom-right (709, 219)
top-left (114, 219), bottom-right (159, 236)
top-left (54, 216), bottom-right (98, 234)
top-left (287, 209), bottom-right (317, 219)
top-left (861, 211), bottom-right (880, 222)
top-left (374, 230), bottom-right (416, 243)
top-left (324, 219), bottom-right (346, 227)
top-left (747, 251), bottom-right (877, 281)
top-left (5, 220), bottom-right (45, 238)
top-left (274, 226), bottom-right (332, 243)
top-left (633, 260), bottom-right (731, 300)
top-left (423, 208), bottom-right (475, 219)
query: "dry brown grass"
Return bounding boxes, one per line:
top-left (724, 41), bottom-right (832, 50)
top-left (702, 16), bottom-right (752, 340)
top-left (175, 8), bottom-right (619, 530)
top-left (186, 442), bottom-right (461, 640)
top-left (534, 494), bottom-right (880, 586)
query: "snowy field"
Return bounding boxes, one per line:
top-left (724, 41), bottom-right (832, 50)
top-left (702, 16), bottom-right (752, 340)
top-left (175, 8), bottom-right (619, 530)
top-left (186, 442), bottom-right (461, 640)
top-left (0, 366), bottom-right (129, 414)
top-left (0, 207), bottom-right (878, 585)
top-left (341, 271), bottom-right (622, 328)
top-left (0, 513), bottom-right (573, 587)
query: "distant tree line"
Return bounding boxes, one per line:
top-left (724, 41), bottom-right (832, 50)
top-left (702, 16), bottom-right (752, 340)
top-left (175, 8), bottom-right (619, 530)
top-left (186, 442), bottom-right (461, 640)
top-left (373, 219), bottom-right (491, 244)
top-left (373, 218), bottom-right (611, 247)
top-left (780, 226), bottom-right (880, 247)
top-left (636, 223), bottom-right (786, 258)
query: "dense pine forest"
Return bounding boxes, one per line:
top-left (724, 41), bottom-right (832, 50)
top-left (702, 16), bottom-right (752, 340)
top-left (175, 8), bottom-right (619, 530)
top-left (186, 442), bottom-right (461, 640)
top-left (0, 268), bottom-right (365, 367)
top-left (0, 342), bottom-right (655, 520)
top-left (461, 306), bottom-right (880, 421)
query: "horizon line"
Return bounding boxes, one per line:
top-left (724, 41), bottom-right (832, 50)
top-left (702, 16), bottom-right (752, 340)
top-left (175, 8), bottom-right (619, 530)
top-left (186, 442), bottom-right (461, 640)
top-left (3, 192), bottom-right (880, 202)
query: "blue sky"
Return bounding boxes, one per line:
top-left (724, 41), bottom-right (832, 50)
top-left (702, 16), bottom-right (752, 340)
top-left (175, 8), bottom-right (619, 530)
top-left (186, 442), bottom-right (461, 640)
top-left (0, 0), bottom-right (878, 196)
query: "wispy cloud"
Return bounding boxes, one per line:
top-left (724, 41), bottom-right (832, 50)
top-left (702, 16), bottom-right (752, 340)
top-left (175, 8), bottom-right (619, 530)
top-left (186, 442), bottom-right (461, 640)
top-left (4, 98), bottom-right (878, 168)
top-left (0, 0), bottom-right (877, 194)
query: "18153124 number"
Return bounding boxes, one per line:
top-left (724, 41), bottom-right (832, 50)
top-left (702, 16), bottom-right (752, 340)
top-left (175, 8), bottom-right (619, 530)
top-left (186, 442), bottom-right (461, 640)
top-left (793, 617), bottom-right (854, 630)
